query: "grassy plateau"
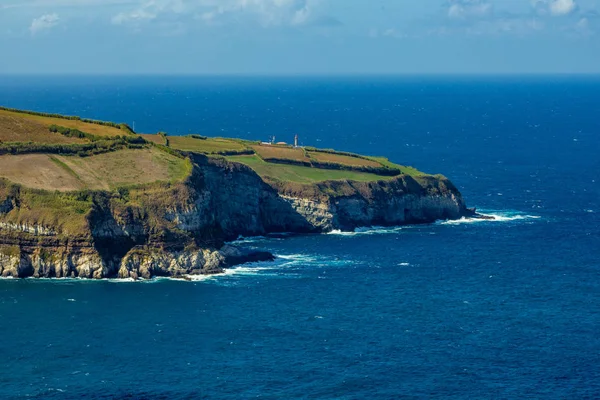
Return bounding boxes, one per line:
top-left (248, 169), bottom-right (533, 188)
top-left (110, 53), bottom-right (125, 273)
top-left (0, 107), bottom-right (429, 192)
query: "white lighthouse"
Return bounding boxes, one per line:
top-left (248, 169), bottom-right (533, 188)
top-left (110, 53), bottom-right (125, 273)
top-left (294, 134), bottom-right (298, 148)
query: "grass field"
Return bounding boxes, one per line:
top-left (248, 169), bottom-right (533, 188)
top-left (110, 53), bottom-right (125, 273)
top-left (0, 148), bottom-right (191, 191)
top-left (368, 156), bottom-right (424, 177)
top-left (168, 136), bottom-right (249, 153)
top-left (139, 133), bottom-right (167, 145)
top-left (0, 109), bottom-right (126, 138)
top-left (226, 155), bottom-right (395, 183)
top-left (0, 106), bottom-right (426, 191)
top-left (251, 145), bottom-right (310, 163)
top-left (307, 151), bottom-right (383, 168)
top-left (0, 113), bottom-right (86, 144)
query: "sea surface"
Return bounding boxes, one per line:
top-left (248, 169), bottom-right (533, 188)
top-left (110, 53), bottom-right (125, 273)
top-left (0, 76), bottom-right (599, 399)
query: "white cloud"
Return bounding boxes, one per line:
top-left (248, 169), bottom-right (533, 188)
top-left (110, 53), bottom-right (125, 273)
top-left (112, 8), bottom-right (157, 24)
top-left (203, 0), bottom-right (316, 26)
top-left (574, 17), bottom-right (593, 35)
top-left (111, 0), bottom-right (317, 27)
top-left (29, 13), bottom-right (60, 35)
top-left (2, 0), bottom-right (135, 9)
top-left (549, 0), bottom-right (576, 16)
top-left (447, 0), bottom-right (493, 19)
top-left (532, 0), bottom-right (577, 16)
top-left (111, 0), bottom-right (186, 25)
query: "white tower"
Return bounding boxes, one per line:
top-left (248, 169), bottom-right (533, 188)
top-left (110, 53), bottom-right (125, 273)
top-left (294, 134), bottom-right (298, 147)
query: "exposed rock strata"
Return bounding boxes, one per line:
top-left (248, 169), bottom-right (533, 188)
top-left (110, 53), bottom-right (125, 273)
top-left (0, 155), bottom-right (471, 279)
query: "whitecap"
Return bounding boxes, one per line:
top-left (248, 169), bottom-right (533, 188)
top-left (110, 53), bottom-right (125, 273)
top-left (327, 226), bottom-right (404, 237)
top-left (276, 254), bottom-right (317, 263)
top-left (398, 262), bottom-right (410, 266)
top-left (440, 211), bottom-right (541, 225)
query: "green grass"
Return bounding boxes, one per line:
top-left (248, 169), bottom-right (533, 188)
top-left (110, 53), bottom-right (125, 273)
top-left (226, 155), bottom-right (396, 183)
top-left (139, 134), bottom-right (167, 145)
top-left (6, 189), bottom-right (94, 236)
top-left (0, 109), bottom-right (126, 137)
top-left (49, 155), bottom-right (82, 182)
top-left (307, 151), bottom-right (383, 168)
top-left (169, 136), bottom-right (250, 154)
top-left (367, 157), bottom-right (426, 177)
top-left (153, 152), bottom-right (193, 183)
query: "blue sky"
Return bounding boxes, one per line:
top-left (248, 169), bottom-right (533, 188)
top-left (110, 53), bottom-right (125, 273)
top-left (1, 0), bottom-right (599, 74)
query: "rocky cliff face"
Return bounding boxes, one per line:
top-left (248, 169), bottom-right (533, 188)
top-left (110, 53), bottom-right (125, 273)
top-left (0, 155), bottom-right (469, 279)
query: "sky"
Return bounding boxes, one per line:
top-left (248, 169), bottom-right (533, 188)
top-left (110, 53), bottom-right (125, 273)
top-left (0, 0), bottom-right (599, 74)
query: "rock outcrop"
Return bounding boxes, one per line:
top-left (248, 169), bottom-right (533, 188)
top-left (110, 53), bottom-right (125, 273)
top-left (0, 155), bottom-right (471, 279)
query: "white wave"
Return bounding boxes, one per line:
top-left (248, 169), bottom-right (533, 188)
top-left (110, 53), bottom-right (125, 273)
top-left (327, 229), bottom-right (355, 236)
top-left (327, 226), bottom-right (404, 237)
top-left (440, 212), bottom-right (541, 225)
top-left (277, 254), bottom-right (317, 262)
top-left (398, 262), bottom-right (410, 266)
top-left (181, 264), bottom-right (284, 281)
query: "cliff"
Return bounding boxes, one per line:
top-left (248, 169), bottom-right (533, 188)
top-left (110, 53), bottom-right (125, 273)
top-left (0, 155), bottom-right (469, 279)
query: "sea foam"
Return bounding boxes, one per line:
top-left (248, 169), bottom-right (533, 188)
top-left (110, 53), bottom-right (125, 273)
top-left (327, 226), bottom-right (404, 236)
top-left (440, 211), bottom-right (541, 225)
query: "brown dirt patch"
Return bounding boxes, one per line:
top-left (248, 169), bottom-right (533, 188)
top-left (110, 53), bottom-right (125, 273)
top-left (0, 148), bottom-right (188, 191)
top-left (0, 154), bottom-right (83, 191)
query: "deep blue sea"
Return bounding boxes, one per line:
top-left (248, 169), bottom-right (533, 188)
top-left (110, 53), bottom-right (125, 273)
top-left (0, 76), bottom-right (599, 399)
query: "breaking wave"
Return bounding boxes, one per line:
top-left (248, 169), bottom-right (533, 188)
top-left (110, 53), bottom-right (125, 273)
top-left (181, 253), bottom-right (331, 282)
top-left (327, 226), bottom-right (405, 236)
top-left (439, 211), bottom-right (541, 226)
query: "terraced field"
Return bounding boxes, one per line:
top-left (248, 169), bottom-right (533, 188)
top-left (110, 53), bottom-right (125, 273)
top-left (0, 106), bottom-right (424, 193)
top-left (0, 113), bottom-right (85, 144)
top-left (307, 151), bottom-right (383, 168)
top-left (226, 155), bottom-right (394, 183)
top-left (0, 148), bottom-right (190, 191)
top-left (168, 136), bottom-right (249, 154)
top-left (139, 133), bottom-right (167, 145)
top-left (0, 109), bottom-right (126, 138)
top-left (251, 145), bottom-right (310, 163)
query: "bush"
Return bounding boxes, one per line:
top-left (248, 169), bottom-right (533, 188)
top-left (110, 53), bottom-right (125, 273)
top-left (49, 125), bottom-right (102, 141)
top-left (0, 135), bottom-right (149, 158)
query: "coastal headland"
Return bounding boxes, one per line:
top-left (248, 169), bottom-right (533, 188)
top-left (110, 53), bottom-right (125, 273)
top-left (0, 106), bottom-right (475, 279)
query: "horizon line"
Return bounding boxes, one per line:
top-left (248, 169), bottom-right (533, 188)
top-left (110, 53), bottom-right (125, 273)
top-left (1, 72), bottom-right (600, 78)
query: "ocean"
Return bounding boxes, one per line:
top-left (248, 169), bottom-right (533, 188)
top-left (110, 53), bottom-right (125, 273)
top-left (0, 76), bottom-right (599, 399)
